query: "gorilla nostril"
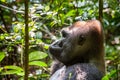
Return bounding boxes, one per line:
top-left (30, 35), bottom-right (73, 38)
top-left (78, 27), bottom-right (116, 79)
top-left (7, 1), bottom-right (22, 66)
top-left (59, 40), bottom-right (63, 47)
top-left (61, 30), bottom-right (68, 38)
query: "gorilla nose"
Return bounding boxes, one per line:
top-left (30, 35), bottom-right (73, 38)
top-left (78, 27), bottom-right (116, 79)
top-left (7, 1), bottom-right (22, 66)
top-left (61, 29), bottom-right (68, 38)
top-left (51, 39), bottom-right (63, 48)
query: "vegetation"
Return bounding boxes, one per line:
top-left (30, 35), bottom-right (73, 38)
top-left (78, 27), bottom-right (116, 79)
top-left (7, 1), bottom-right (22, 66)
top-left (0, 0), bottom-right (120, 80)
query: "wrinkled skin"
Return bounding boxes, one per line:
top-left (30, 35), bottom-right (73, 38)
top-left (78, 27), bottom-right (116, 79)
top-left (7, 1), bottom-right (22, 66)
top-left (49, 20), bottom-right (105, 79)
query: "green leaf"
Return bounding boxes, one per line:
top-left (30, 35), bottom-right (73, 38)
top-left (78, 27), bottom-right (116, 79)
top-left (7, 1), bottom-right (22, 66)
top-left (45, 6), bottom-right (50, 11)
top-left (64, 10), bottom-right (75, 18)
top-left (0, 67), bottom-right (3, 72)
top-left (4, 65), bottom-right (23, 72)
top-left (2, 70), bottom-right (24, 76)
top-left (29, 51), bottom-right (48, 61)
top-left (2, 66), bottom-right (24, 76)
top-left (109, 70), bottom-right (117, 77)
top-left (102, 75), bottom-right (109, 80)
top-left (1, 0), bottom-right (6, 2)
top-left (0, 52), bottom-right (5, 62)
top-left (35, 32), bottom-right (42, 39)
top-left (16, 72), bottom-right (24, 76)
top-left (29, 61), bottom-right (47, 67)
top-left (2, 70), bottom-right (18, 75)
top-left (44, 45), bottom-right (49, 49)
top-left (0, 34), bottom-right (5, 40)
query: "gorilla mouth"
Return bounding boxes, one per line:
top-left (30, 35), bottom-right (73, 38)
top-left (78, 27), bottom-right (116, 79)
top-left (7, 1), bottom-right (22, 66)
top-left (49, 39), bottom-right (63, 56)
top-left (49, 46), bottom-right (62, 54)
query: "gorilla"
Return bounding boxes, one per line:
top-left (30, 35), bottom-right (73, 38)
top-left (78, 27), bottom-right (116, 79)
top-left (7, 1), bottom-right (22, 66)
top-left (49, 20), bottom-right (105, 80)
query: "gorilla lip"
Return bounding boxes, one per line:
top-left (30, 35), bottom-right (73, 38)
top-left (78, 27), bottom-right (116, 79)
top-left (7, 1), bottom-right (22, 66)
top-left (49, 38), bottom-right (64, 54)
top-left (49, 45), bottom-right (63, 56)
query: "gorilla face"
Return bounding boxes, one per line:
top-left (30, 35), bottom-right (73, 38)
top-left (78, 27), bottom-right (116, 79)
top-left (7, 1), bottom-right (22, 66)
top-left (49, 21), bottom-right (93, 65)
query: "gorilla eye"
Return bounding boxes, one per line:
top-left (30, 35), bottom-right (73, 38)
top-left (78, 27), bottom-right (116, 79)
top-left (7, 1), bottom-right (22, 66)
top-left (78, 35), bottom-right (86, 45)
top-left (61, 30), bottom-right (68, 38)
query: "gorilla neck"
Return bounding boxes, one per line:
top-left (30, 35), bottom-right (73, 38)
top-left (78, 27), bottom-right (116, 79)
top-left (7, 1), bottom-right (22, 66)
top-left (64, 50), bottom-right (105, 75)
top-left (64, 54), bottom-right (90, 66)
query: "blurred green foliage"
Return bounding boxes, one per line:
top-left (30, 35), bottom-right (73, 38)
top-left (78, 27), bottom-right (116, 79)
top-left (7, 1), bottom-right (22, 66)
top-left (0, 0), bottom-right (120, 79)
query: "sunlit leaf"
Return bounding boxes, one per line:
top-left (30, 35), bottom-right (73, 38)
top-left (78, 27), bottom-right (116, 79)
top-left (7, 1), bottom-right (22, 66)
top-left (2, 70), bottom-right (18, 75)
top-left (29, 61), bottom-right (47, 67)
top-left (2, 70), bottom-right (24, 76)
top-left (109, 70), bottom-right (117, 77)
top-left (1, 0), bottom-right (6, 2)
top-left (4, 65), bottom-right (23, 71)
top-left (0, 52), bottom-right (5, 62)
top-left (0, 67), bottom-right (3, 72)
top-left (102, 75), bottom-right (109, 80)
top-left (35, 31), bottom-right (42, 39)
top-left (0, 34), bottom-right (5, 40)
top-left (64, 10), bottom-right (75, 18)
top-left (16, 72), bottom-right (24, 76)
top-left (1, 66), bottom-right (24, 76)
top-left (29, 51), bottom-right (48, 61)
top-left (44, 45), bottom-right (49, 49)
top-left (45, 6), bottom-right (50, 11)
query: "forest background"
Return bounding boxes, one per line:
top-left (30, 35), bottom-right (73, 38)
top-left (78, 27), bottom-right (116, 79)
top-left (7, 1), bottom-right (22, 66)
top-left (0, 0), bottom-right (120, 80)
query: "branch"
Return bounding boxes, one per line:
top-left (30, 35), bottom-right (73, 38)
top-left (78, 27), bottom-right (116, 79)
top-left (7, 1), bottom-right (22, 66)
top-left (99, 0), bottom-right (103, 23)
top-left (24, 0), bottom-right (29, 80)
top-left (40, 25), bottom-right (57, 41)
top-left (0, 8), bottom-right (9, 33)
top-left (0, 4), bottom-right (24, 14)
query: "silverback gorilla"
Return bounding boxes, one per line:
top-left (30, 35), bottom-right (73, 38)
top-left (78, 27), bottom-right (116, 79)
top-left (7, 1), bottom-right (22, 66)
top-left (49, 20), bottom-right (105, 80)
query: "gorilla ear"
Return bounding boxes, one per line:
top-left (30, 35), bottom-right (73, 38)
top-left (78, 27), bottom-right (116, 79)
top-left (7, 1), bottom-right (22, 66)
top-left (78, 35), bottom-right (86, 45)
